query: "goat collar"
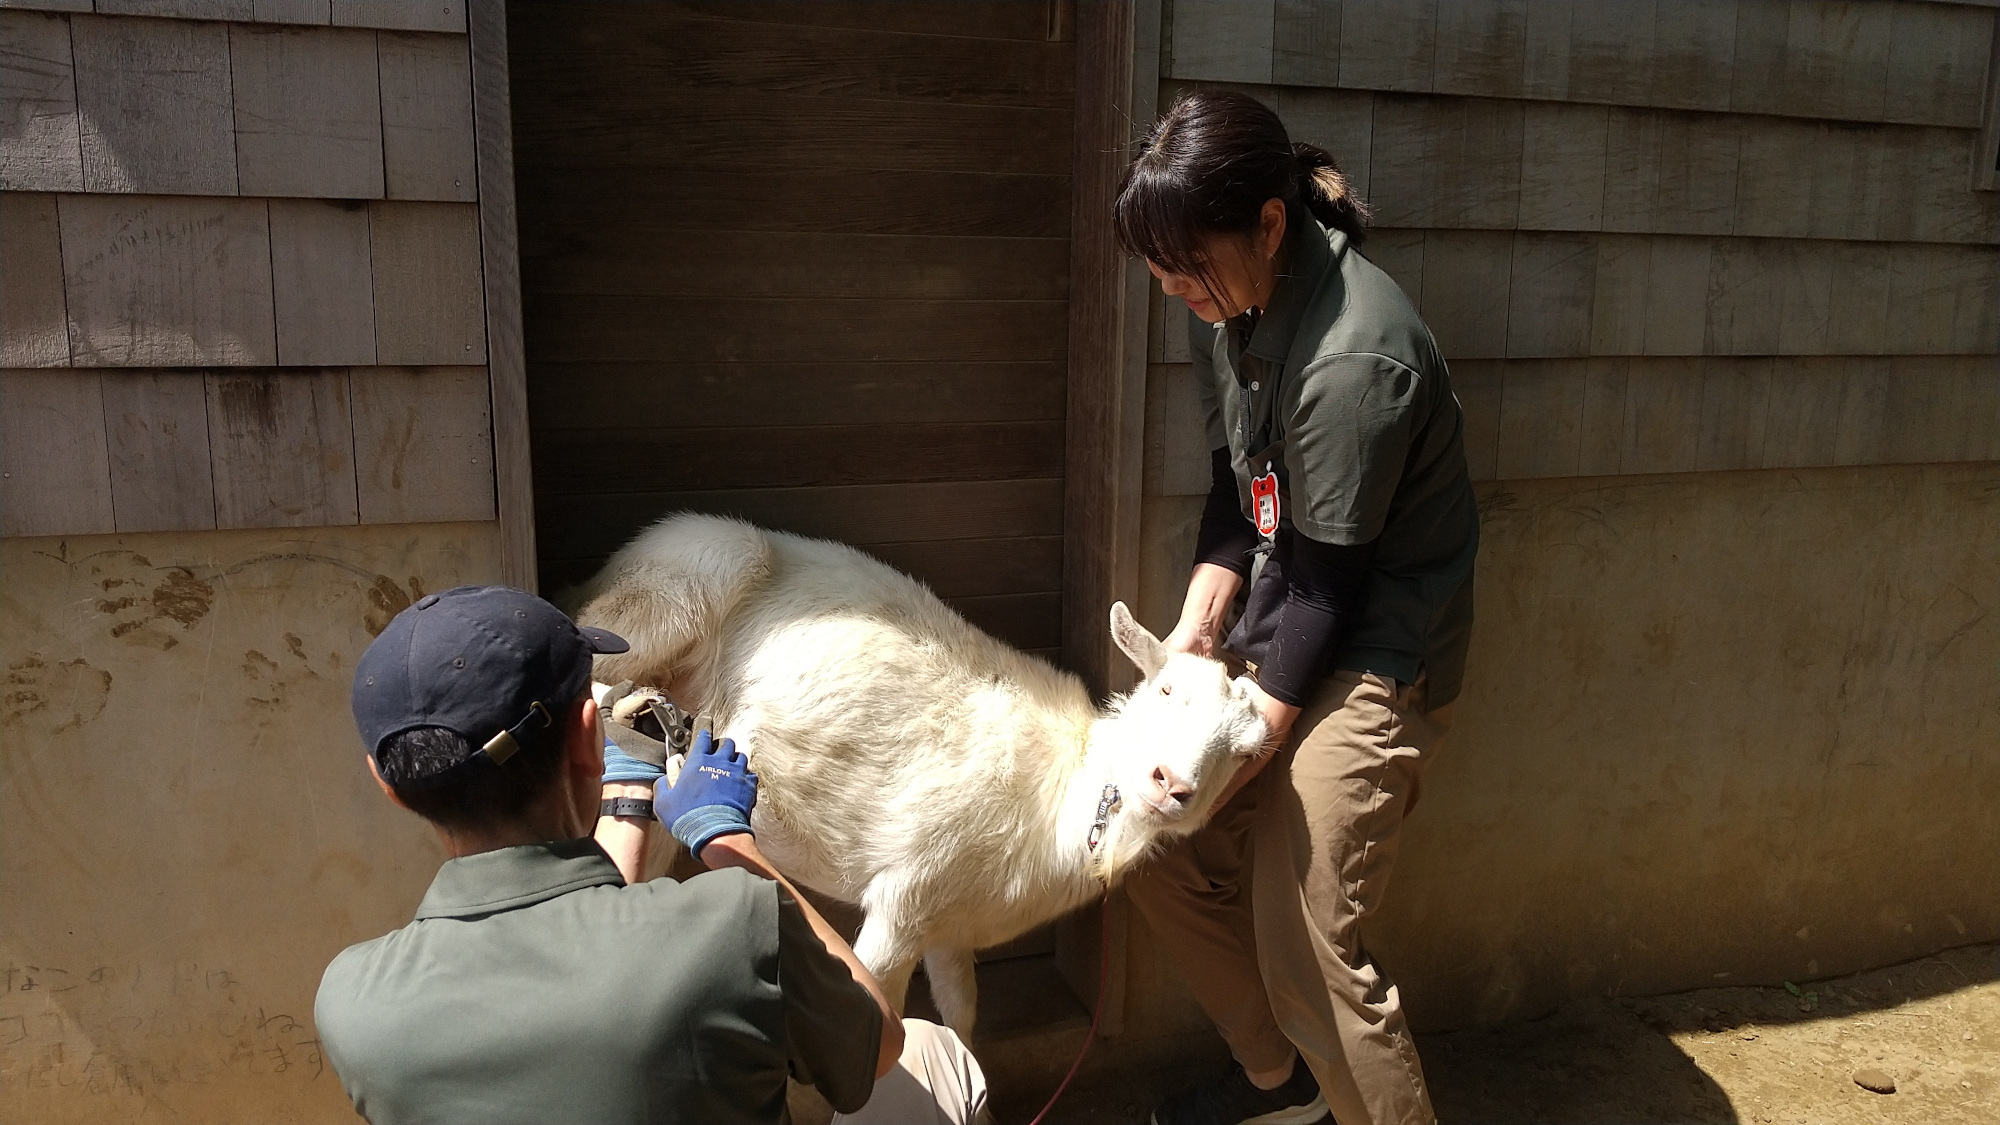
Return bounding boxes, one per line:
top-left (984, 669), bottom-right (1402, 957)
top-left (1085, 782), bottom-right (1121, 884)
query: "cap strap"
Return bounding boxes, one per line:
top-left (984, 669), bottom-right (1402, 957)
top-left (481, 700), bottom-right (552, 765)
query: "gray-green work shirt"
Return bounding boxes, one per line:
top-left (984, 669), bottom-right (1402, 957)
top-left (315, 839), bottom-right (880, 1124)
top-left (1192, 203), bottom-right (1480, 706)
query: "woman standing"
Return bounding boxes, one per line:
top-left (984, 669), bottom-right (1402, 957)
top-left (1116, 91), bottom-right (1478, 1125)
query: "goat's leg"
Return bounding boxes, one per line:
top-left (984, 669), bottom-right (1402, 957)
top-left (922, 946), bottom-right (978, 1041)
top-left (853, 877), bottom-right (923, 1016)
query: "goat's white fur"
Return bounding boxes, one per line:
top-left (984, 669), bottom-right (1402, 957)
top-left (573, 513), bottom-right (1266, 1037)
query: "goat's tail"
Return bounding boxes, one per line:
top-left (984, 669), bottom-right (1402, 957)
top-left (568, 512), bottom-right (773, 702)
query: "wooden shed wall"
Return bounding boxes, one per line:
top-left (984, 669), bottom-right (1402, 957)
top-left (0, 2), bottom-right (521, 1118)
top-left (511, 1), bottom-right (1075, 660)
top-left (1120, 0), bottom-right (1999, 1037)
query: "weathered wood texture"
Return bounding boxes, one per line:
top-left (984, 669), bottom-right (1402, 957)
top-left (0, 366), bottom-right (495, 534)
top-left (513, 0), bottom-right (1076, 661)
top-left (1166, 0), bottom-right (1996, 128)
top-left (1144, 0), bottom-right (2000, 494)
top-left (2, 9), bottom-right (475, 201)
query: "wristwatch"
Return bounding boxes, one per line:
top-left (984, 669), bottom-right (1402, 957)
top-left (598, 796), bottom-right (657, 821)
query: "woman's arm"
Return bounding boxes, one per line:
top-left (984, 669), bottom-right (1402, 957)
top-left (1167, 448), bottom-right (1257, 655)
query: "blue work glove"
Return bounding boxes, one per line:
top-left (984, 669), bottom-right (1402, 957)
top-left (600, 735), bottom-right (665, 785)
top-left (654, 730), bottom-right (758, 857)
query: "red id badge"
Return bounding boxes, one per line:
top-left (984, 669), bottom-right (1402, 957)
top-left (1251, 470), bottom-right (1280, 537)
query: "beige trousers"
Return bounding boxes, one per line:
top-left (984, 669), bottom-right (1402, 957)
top-left (1127, 670), bottom-right (1450, 1125)
top-left (833, 1018), bottom-right (991, 1125)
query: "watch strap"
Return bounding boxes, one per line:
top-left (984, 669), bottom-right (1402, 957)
top-left (598, 796), bottom-right (657, 821)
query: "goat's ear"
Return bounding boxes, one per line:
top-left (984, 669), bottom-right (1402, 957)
top-left (1109, 601), bottom-right (1168, 680)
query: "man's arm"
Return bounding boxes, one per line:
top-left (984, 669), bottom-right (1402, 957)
top-left (701, 834), bottom-right (905, 1079)
top-left (594, 781), bottom-right (654, 883)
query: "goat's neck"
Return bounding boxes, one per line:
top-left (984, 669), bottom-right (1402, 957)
top-left (1042, 721), bottom-right (1149, 889)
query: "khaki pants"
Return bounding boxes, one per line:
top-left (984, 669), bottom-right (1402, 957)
top-left (833, 1019), bottom-right (991, 1125)
top-left (1127, 670), bottom-right (1449, 1125)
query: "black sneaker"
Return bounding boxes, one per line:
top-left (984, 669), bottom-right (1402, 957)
top-left (1150, 1061), bottom-right (1328, 1125)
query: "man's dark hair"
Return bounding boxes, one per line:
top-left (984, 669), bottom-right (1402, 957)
top-left (374, 697), bottom-right (581, 829)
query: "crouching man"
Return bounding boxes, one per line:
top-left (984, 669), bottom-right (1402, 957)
top-left (314, 585), bottom-right (988, 1124)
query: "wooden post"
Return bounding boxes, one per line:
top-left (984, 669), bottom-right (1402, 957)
top-left (1062, 0), bottom-right (1159, 698)
top-left (468, 0), bottom-right (538, 590)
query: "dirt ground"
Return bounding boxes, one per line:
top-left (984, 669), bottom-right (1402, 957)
top-left (999, 942), bottom-right (1997, 1124)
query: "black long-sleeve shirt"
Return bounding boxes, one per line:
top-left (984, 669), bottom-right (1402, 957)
top-left (1193, 447), bottom-right (1376, 706)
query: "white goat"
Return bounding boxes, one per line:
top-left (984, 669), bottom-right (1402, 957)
top-left (574, 513), bottom-right (1266, 1037)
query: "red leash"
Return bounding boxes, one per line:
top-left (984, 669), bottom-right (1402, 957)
top-left (1023, 892), bottom-right (1112, 1125)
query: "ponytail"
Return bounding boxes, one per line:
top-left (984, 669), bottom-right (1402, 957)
top-left (1114, 90), bottom-right (1373, 287)
top-left (1292, 142), bottom-right (1371, 242)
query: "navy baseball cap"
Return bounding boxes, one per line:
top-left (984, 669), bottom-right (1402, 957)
top-left (352, 585), bottom-right (629, 772)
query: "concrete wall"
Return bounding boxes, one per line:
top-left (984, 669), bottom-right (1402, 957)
top-left (2, 522), bottom-right (500, 1122)
top-left (1120, 0), bottom-right (2000, 1036)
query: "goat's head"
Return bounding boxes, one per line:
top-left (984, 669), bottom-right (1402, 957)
top-left (1091, 603), bottom-right (1266, 858)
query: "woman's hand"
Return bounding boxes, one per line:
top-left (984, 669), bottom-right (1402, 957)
top-left (1163, 616), bottom-right (1215, 657)
top-left (1168, 564), bottom-right (1245, 658)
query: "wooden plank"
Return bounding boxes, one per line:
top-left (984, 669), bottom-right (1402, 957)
top-left (1505, 233), bottom-right (1595, 357)
top-left (269, 198), bottom-right (375, 366)
top-left (0, 10), bottom-right (82, 191)
top-left (1886, 244), bottom-right (2000, 355)
top-left (0, 0), bottom-right (91, 11)
top-left (1517, 101), bottom-right (1606, 231)
top-left (1618, 355), bottom-right (1703, 474)
top-left (330, 0), bottom-right (463, 33)
top-left (1493, 360), bottom-right (1583, 479)
top-left (0, 368), bottom-right (111, 535)
top-left (378, 30), bottom-right (477, 201)
top-left (469, 0), bottom-right (533, 589)
top-left (1758, 356), bottom-right (1841, 469)
top-left (1601, 107), bottom-right (1739, 236)
top-left (1977, 14), bottom-right (2000, 192)
top-left (1894, 126), bottom-right (2000, 246)
top-left (1702, 236), bottom-right (1783, 357)
top-left (228, 23), bottom-right (384, 199)
top-left (954, 591), bottom-right (1061, 651)
top-left (1883, 3), bottom-right (1992, 128)
top-left (95, 0), bottom-right (251, 17)
top-left (1166, 0), bottom-right (1272, 82)
top-left (1339, 0), bottom-right (1434, 91)
top-left (1694, 356), bottom-right (1771, 472)
top-left (1152, 360), bottom-right (1210, 497)
top-left (1274, 87), bottom-right (1372, 197)
top-left (525, 295), bottom-right (1069, 364)
top-left (0, 191), bottom-right (70, 367)
top-left (1884, 355), bottom-right (2000, 465)
top-left (1272, 0), bottom-right (1341, 86)
top-left (867, 535), bottom-right (1064, 599)
top-left (1726, 0), bottom-right (1790, 117)
top-left (657, 1), bottom-right (1062, 42)
top-left (1640, 236), bottom-right (1711, 356)
top-left (1648, 0), bottom-right (1736, 113)
top-left (524, 361), bottom-right (1066, 431)
top-left (520, 228), bottom-right (1071, 301)
top-left (1778, 0), bottom-right (1892, 122)
top-left (1419, 230), bottom-right (1514, 359)
top-left (1776, 241), bottom-right (1833, 355)
top-left (1160, 293), bottom-right (1194, 364)
top-left (1565, 0), bottom-right (1651, 106)
top-left (535, 478), bottom-right (1067, 563)
top-left (205, 369), bottom-right (359, 529)
top-left (60, 195), bottom-right (277, 367)
top-left (1519, 0), bottom-right (1572, 99)
top-left (1368, 94), bottom-right (1522, 229)
top-left (100, 370), bottom-right (215, 532)
top-left (1576, 356), bottom-right (1627, 476)
top-left (1432, 0), bottom-right (1526, 98)
top-left (1733, 116), bottom-right (1818, 240)
top-left (515, 168), bottom-right (1071, 240)
top-left (369, 201), bottom-right (486, 365)
top-left (1064, 0), bottom-right (1145, 696)
top-left (1360, 227), bottom-right (1423, 304)
top-left (511, 86), bottom-right (1072, 177)
top-left (1823, 241), bottom-right (1890, 357)
top-left (1588, 233), bottom-right (1650, 355)
top-left (252, 0), bottom-right (331, 24)
top-left (350, 365), bottom-right (495, 524)
top-left (1448, 359), bottom-right (1501, 481)
top-left (507, 2), bottom-right (1074, 110)
top-left (1830, 356), bottom-right (1892, 466)
top-left (532, 421), bottom-right (1065, 493)
top-left (70, 13), bottom-right (236, 195)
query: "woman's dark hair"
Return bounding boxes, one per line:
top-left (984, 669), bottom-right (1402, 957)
top-left (375, 708), bottom-right (573, 830)
top-left (1114, 89), bottom-right (1370, 297)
